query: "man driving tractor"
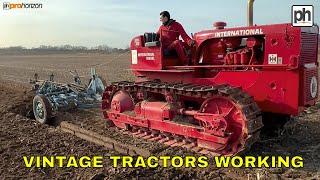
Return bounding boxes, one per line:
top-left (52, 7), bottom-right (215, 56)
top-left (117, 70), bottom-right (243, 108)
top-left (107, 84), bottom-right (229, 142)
top-left (156, 11), bottom-right (195, 65)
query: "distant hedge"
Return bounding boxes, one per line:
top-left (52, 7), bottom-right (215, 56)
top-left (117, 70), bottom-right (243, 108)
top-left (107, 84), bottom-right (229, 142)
top-left (0, 45), bottom-right (129, 55)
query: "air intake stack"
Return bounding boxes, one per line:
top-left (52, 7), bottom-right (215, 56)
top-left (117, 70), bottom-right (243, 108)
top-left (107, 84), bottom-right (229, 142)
top-left (248, 0), bottom-right (255, 26)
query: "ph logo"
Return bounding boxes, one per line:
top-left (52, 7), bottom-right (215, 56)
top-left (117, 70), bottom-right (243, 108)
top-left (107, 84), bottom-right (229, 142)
top-left (292, 5), bottom-right (314, 27)
top-left (3, 2), bottom-right (10, 10)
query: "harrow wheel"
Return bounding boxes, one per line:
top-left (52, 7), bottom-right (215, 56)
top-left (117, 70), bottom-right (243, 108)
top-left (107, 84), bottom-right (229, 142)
top-left (33, 95), bottom-right (52, 124)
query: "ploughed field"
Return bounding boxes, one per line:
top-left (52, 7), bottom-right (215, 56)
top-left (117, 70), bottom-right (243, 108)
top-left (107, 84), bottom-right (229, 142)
top-left (0, 53), bottom-right (134, 84)
top-left (0, 53), bottom-right (319, 179)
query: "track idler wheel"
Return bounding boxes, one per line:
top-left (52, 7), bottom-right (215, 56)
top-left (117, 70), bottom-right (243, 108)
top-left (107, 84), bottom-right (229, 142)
top-left (110, 90), bottom-right (134, 128)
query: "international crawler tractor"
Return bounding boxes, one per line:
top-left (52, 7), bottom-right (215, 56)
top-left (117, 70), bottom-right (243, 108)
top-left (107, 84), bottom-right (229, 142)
top-left (101, 0), bottom-right (319, 155)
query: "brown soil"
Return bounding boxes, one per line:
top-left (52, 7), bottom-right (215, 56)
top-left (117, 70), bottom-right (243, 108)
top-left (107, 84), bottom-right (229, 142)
top-left (0, 54), bottom-right (319, 179)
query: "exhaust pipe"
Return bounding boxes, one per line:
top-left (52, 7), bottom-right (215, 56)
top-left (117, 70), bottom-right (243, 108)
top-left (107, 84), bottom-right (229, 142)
top-left (247, 0), bottom-right (255, 26)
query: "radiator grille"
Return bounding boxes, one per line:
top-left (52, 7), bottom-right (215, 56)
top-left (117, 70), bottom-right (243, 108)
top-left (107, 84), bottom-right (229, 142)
top-left (303, 68), bottom-right (318, 103)
top-left (300, 32), bottom-right (318, 65)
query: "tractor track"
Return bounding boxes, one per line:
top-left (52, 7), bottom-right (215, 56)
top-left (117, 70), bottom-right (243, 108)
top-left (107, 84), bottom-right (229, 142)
top-left (58, 119), bottom-right (234, 157)
top-left (102, 80), bottom-right (264, 155)
top-left (59, 121), bottom-right (151, 157)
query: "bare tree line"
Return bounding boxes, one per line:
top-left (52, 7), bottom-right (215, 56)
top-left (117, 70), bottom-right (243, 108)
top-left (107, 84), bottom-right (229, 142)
top-left (0, 45), bottom-right (130, 55)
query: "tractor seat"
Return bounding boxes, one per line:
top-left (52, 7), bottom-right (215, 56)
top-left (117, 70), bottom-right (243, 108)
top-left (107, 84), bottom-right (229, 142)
top-left (145, 41), bottom-right (160, 47)
top-left (144, 32), bottom-right (160, 47)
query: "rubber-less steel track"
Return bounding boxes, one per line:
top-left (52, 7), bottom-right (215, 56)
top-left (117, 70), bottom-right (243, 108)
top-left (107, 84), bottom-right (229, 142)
top-left (59, 121), bottom-right (151, 157)
top-left (102, 81), bottom-right (263, 155)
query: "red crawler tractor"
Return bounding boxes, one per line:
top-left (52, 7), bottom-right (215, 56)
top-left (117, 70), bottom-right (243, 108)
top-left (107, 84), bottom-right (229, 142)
top-left (102, 1), bottom-right (319, 155)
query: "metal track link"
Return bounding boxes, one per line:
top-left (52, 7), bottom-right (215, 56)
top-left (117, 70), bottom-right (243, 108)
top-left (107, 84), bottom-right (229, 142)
top-left (127, 127), bottom-right (213, 154)
top-left (59, 121), bottom-right (151, 157)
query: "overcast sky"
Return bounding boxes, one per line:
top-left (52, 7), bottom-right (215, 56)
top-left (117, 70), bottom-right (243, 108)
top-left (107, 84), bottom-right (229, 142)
top-left (0, 0), bottom-right (319, 48)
